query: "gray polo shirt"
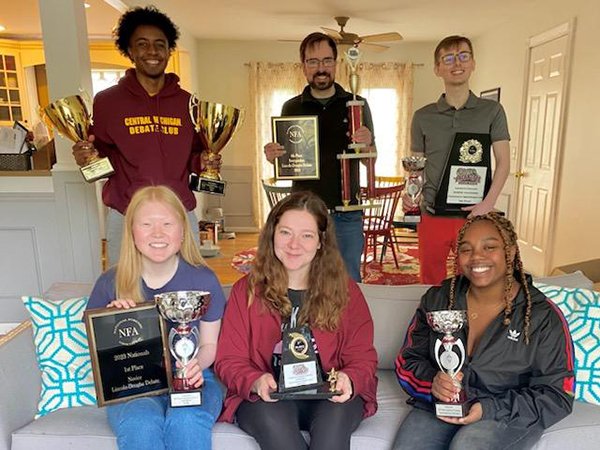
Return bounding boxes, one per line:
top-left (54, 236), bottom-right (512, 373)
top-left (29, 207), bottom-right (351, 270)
top-left (411, 91), bottom-right (510, 208)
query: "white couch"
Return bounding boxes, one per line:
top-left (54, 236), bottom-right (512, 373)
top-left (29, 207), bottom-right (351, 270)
top-left (1, 272), bottom-right (599, 450)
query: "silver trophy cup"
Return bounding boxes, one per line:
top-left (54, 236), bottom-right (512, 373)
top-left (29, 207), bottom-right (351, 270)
top-left (402, 156), bottom-right (427, 222)
top-left (155, 290), bottom-right (211, 407)
top-left (426, 309), bottom-right (469, 417)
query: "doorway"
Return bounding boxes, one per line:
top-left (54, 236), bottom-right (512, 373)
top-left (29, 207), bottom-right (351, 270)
top-left (513, 21), bottom-right (574, 276)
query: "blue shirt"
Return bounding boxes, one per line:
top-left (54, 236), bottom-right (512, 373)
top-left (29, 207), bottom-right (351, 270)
top-left (87, 258), bottom-right (226, 324)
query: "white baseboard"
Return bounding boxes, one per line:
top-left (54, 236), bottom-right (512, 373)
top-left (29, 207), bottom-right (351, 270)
top-left (0, 323), bottom-right (20, 334)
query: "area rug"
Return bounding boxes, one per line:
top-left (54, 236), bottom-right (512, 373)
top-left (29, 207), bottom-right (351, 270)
top-left (231, 244), bottom-right (451, 286)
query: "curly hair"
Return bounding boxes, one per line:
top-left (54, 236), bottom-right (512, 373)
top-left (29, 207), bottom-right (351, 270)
top-left (115, 186), bottom-right (205, 303)
top-left (248, 191), bottom-right (348, 331)
top-left (447, 212), bottom-right (533, 343)
top-left (113, 6), bottom-right (180, 58)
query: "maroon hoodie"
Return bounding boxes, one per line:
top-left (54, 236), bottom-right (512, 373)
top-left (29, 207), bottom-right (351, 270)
top-left (91, 68), bottom-right (204, 214)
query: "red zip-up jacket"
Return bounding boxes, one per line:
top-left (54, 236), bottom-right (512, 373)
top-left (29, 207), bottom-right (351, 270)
top-left (215, 276), bottom-right (378, 422)
top-left (91, 68), bottom-right (204, 214)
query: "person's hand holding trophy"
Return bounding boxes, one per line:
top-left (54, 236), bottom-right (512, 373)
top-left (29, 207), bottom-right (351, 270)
top-left (43, 94), bottom-right (114, 183)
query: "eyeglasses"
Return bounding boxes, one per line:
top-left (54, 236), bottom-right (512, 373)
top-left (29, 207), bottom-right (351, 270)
top-left (304, 57), bottom-right (336, 68)
top-left (440, 51), bottom-right (472, 66)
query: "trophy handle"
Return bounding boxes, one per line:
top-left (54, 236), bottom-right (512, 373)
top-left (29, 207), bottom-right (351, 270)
top-left (189, 93), bottom-right (201, 132)
top-left (78, 89), bottom-right (94, 126)
top-left (454, 339), bottom-right (466, 375)
top-left (168, 328), bottom-right (180, 362)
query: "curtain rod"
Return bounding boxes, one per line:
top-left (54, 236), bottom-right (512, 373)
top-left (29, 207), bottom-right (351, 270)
top-left (243, 62), bottom-right (425, 67)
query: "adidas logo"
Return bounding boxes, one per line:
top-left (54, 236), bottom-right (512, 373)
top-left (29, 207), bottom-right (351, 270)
top-left (507, 329), bottom-right (521, 342)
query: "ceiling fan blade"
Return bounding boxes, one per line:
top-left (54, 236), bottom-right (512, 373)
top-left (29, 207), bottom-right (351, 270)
top-left (321, 27), bottom-right (343, 40)
top-left (359, 42), bottom-right (390, 53)
top-left (360, 32), bottom-right (403, 43)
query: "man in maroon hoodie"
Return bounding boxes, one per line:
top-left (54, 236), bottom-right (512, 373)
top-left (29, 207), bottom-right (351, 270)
top-left (73, 6), bottom-right (214, 264)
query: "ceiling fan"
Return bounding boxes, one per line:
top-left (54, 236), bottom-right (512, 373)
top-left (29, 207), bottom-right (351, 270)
top-left (321, 16), bottom-right (403, 52)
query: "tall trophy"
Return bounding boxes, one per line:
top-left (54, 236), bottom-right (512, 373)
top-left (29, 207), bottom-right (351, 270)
top-left (155, 290), bottom-right (211, 407)
top-left (335, 45), bottom-right (378, 211)
top-left (426, 310), bottom-right (469, 418)
top-left (402, 156), bottom-right (427, 222)
top-left (43, 94), bottom-right (114, 183)
top-left (188, 96), bottom-right (242, 195)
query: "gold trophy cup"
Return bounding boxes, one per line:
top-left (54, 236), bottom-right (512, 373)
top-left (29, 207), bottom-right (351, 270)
top-left (43, 95), bottom-right (114, 183)
top-left (188, 95), bottom-right (243, 195)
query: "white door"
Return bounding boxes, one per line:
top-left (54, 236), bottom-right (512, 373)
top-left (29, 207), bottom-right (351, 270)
top-left (513, 23), bottom-right (573, 275)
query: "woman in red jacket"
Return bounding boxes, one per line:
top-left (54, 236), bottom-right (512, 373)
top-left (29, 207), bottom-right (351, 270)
top-left (215, 191), bottom-right (377, 450)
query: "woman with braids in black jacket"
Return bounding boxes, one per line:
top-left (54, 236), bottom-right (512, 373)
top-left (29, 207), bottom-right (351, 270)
top-left (393, 212), bottom-right (575, 450)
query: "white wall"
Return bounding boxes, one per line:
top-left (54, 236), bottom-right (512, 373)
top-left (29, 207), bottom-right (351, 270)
top-left (472, 0), bottom-right (600, 270)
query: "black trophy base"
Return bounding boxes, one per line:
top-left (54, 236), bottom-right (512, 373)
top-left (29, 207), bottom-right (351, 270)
top-left (189, 174), bottom-right (226, 195)
top-left (270, 383), bottom-right (341, 400)
top-left (426, 205), bottom-right (506, 217)
top-left (169, 388), bottom-right (202, 408)
top-left (425, 205), bottom-right (469, 217)
top-left (435, 401), bottom-right (470, 418)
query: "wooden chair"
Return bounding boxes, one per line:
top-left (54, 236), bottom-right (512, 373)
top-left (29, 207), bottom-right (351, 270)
top-left (362, 184), bottom-right (404, 275)
top-left (261, 178), bottom-right (292, 209)
top-left (375, 175), bottom-right (404, 188)
top-left (371, 175), bottom-right (418, 248)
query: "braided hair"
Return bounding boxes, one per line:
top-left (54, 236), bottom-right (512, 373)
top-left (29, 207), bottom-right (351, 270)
top-left (448, 213), bottom-right (533, 343)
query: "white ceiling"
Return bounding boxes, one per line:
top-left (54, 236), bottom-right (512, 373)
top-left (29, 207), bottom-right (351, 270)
top-left (1, 0), bottom-right (540, 43)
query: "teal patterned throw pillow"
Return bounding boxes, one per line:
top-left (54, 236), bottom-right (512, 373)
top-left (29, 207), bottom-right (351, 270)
top-left (22, 295), bottom-right (97, 417)
top-left (534, 283), bottom-right (600, 406)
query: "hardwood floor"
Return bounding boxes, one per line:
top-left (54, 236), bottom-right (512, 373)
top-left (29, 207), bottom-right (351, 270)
top-left (203, 232), bottom-right (258, 286)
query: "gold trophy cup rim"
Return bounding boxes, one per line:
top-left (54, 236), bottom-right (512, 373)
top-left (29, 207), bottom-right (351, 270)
top-left (42, 94), bottom-right (91, 143)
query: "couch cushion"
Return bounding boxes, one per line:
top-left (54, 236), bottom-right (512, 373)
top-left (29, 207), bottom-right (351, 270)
top-left (11, 406), bottom-right (115, 450)
top-left (43, 282), bottom-right (94, 301)
top-left (12, 370), bottom-right (600, 450)
top-left (21, 295), bottom-right (96, 418)
top-left (359, 283), bottom-right (428, 369)
top-left (535, 271), bottom-right (594, 290)
top-left (12, 370), bottom-right (412, 450)
top-left (533, 400), bottom-right (600, 450)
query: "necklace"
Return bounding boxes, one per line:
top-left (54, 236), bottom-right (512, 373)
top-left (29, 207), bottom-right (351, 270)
top-left (466, 288), bottom-right (505, 320)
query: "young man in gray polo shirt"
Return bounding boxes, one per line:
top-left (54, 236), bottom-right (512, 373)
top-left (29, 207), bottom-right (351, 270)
top-left (408, 35), bottom-right (510, 285)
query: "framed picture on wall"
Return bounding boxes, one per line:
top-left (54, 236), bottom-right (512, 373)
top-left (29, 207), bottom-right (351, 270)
top-left (480, 87), bottom-right (501, 102)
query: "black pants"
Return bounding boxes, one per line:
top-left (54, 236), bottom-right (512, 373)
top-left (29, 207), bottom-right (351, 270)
top-left (236, 396), bottom-right (365, 450)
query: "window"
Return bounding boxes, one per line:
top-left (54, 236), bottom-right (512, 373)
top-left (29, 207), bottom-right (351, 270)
top-left (0, 54), bottom-right (22, 123)
top-left (91, 69), bottom-right (126, 97)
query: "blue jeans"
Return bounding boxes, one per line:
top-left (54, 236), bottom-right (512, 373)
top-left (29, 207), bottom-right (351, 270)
top-left (392, 407), bottom-right (544, 450)
top-left (331, 211), bottom-right (364, 282)
top-left (107, 369), bottom-right (223, 450)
